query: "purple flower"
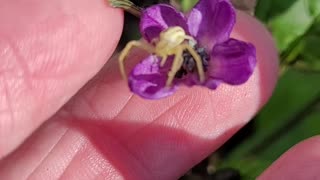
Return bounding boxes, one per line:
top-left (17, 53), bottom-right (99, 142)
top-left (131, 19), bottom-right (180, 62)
top-left (128, 0), bottom-right (256, 99)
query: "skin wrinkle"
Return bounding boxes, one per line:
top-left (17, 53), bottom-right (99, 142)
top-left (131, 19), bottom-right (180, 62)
top-left (84, 152), bottom-right (111, 180)
top-left (112, 85), bottom-right (188, 123)
top-left (163, 94), bottom-right (193, 129)
top-left (72, 72), bottom-right (195, 144)
top-left (55, 141), bottom-right (88, 180)
top-left (126, 126), bottom-right (204, 179)
top-left (0, 116), bottom-right (69, 179)
top-left (69, 149), bottom-right (121, 180)
top-left (172, 90), bottom-right (223, 137)
top-left (206, 90), bottom-right (216, 134)
top-left (81, 95), bottom-right (102, 120)
top-left (117, 87), bottom-right (190, 122)
top-left (67, 97), bottom-right (193, 179)
top-left (20, 111), bottom-right (81, 179)
top-left (0, 75), bottom-right (15, 146)
top-left (6, 37), bottom-right (35, 97)
top-left (0, 38), bottom-right (35, 136)
top-left (101, 129), bottom-right (154, 180)
top-left (65, 91), bottom-right (202, 179)
top-left (122, 97), bottom-right (197, 178)
top-left (176, 91), bottom-right (209, 129)
top-left (68, 82), bottom-right (134, 121)
top-left (25, 128), bottom-right (69, 180)
top-left (186, 93), bottom-right (213, 133)
top-left (73, 151), bottom-right (107, 180)
top-left (65, 121), bottom-right (151, 180)
top-left (30, 127), bottom-right (87, 180)
top-left (5, 38), bottom-right (51, 132)
top-left (120, 95), bottom-right (189, 144)
top-left (19, 15), bottom-right (84, 78)
top-left (69, 65), bottom-right (134, 120)
top-left (63, 100), bottom-right (153, 179)
top-left (113, 93), bottom-right (135, 120)
top-left (0, 16), bottom-right (79, 156)
top-left (0, 43), bottom-right (16, 123)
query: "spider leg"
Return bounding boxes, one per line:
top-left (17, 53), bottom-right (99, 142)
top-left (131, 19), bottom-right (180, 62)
top-left (182, 44), bottom-right (205, 83)
top-left (119, 40), bottom-right (154, 81)
top-left (184, 35), bottom-right (196, 42)
top-left (160, 55), bottom-right (168, 67)
top-left (166, 47), bottom-right (184, 87)
top-left (184, 35), bottom-right (197, 45)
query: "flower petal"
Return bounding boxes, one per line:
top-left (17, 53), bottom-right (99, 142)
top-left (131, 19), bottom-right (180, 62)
top-left (140, 4), bottom-right (189, 42)
top-left (128, 55), bottom-right (177, 99)
top-left (179, 73), bottom-right (220, 90)
top-left (208, 38), bottom-right (256, 85)
top-left (187, 0), bottom-right (235, 49)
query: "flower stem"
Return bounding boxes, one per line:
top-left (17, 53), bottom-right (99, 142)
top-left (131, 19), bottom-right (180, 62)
top-left (109, 0), bottom-right (142, 17)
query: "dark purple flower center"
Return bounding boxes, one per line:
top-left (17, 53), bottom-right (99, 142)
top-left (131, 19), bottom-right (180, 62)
top-left (175, 46), bottom-right (210, 79)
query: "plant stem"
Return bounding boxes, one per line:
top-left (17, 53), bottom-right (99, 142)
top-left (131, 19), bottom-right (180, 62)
top-left (109, 0), bottom-right (142, 17)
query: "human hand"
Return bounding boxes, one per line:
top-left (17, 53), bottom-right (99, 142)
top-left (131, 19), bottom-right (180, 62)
top-left (0, 0), bottom-right (318, 179)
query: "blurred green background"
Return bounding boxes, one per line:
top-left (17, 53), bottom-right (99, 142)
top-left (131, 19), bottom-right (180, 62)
top-left (118, 0), bottom-right (320, 179)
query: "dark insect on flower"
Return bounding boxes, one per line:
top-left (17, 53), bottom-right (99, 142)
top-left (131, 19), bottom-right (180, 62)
top-left (116, 0), bottom-right (257, 99)
top-left (176, 47), bottom-right (210, 79)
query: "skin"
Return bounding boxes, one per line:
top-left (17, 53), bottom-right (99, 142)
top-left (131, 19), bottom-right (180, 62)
top-left (0, 0), bottom-right (318, 179)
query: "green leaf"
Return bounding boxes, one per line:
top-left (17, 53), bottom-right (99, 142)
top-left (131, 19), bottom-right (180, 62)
top-left (259, 111), bottom-right (320, 160)
top-left (179, 0), bottom-right (198, 12)
top-left (292, 17), bottom-right (320, 71)
top-left (268, 0), bottom-right (320, 51)
top-left (255, 0), bottom-right (298, 22)
top-left (221, 110), bottom-right (320, 178)
top-left (309, 0), bottom-right (320, 16)
top-left (256, 0), bottom-right (320, 72)
top-left (219, 158), bottom-right (270, 179)
top-left (223, 69), bottom-right (320, 176)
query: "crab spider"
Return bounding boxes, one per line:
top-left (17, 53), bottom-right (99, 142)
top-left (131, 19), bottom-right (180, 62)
top-left (119, 26), bottom-right (205, 87)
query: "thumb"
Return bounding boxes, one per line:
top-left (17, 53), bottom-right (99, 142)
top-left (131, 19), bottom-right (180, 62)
top-left (259, 136), bottom-right (320, 180)
top-left (0, 0), bottom-right (123, 158)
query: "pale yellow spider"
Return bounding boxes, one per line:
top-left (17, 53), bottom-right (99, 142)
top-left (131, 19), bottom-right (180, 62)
top-left (119, 26), bottom-right (205, 86)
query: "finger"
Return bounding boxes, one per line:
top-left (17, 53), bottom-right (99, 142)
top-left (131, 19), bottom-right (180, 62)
top-left (259, 136), bottom-right (320, 180)
top-left (0, 11), bottom-right (278, 179)
top-left (0, 0), bottom-right (123, 158)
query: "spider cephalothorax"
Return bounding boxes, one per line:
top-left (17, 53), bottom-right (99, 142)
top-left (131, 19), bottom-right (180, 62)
top-left (119, 26), bottom-right (205, 86)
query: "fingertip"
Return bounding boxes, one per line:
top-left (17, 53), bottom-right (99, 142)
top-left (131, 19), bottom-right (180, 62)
top-left (73, 0), bottom-right (124, 61)
top-left (0, 0), bottom-right (124, 158)
top-left (259, 136), bottom-right (320, 180)
top-left (232, 10), bottom-right (279, 107)
top-left (100, 1), bottom-right (125, 52)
